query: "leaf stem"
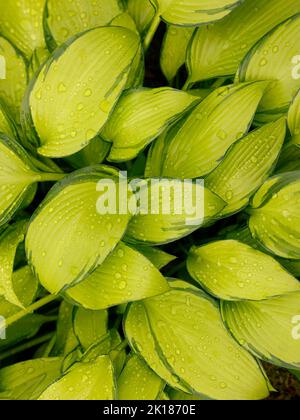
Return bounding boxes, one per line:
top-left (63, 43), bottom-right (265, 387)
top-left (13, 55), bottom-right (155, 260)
top-left (143, 12), bottom-right (161, 51)
top-left (0, 294), bottom-right (59, 330)
top-left (0, 332), bottom-right (54, 362)
top-left (36, 172), bottom-right (66, 182)
top-left (182, 78), bottom-right (192, 91)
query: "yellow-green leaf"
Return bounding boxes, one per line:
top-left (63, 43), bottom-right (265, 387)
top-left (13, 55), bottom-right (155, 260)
top-left (127, 0), bottom-right (155, 35)
top-left (132, 245), bottom-right (176, 269)
top-left (249, 172), bottom-right (300, 259)
top-left (65, 137), bottom-right (111, 170)
top-left (206, 118), bottom-right (286, 216)
top-left (0, 220), bottom-right (28, 307)
top-left (125, 179), bottom-right (225, 245)
top-left (44, 0), bottom-right (123, 48)
top-left (187, 0), bottom-right (300, 84)
top-left (65, 242), bottom-right (169, 309)
top-left (118, 354), bottom-right (165, 400)
top-left (237, 14), bottom-right (300, 124)
top-left (0, 358), bottom-right (62, 400)
top-left (52, 301), bottom-right (79, 357)
top-left (187, 240), bottom-right (300, 301)
top-left (288, 90), bottom-right (300, 144)
top-left (26, 167), bottom-right (132, 294)
top-left (222, 292), bottom-right (300, 369)
top-left (151, 0), bottom-right (241, 26)
top-left (125, 283), bottom-right (270, 400)
top-left (73, 307), bottom-right (108, 350)
top-left (0, 134), bottom-right (61, 228)
top-left (0, 0), bottom-right (46, 59)
top-left (38, 356), bottom-right (116, 400)
top-left (0, 37), bottom-right (28, 122)
top-left (161, 82), bottom-right (267, 179)
top-left (24, 26), bottom-right (141, 158)
top-left (103, 87), bottom-right (198, 162)
top-left (161, 26), bottom-right (194, 83)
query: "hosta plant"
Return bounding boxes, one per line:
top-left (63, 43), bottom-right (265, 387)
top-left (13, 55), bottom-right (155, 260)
top-left (0, 0), bottom-right (299, 401)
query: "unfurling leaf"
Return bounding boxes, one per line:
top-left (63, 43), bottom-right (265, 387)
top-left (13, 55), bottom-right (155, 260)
top-left (103, 87), bottom-right (198, 162)
top-left (237, 14), bottom-right (300, 124)
top-left (187, 240), bottom-right (300, 301)
top-left (187, 0), bottom-right (300, 84)
top-left (249, 172), bottom-right (300, 259)
top-left (222, 292), bottom-right (300, 369)
top-left (205, 118), bottom-right (286, 216)
top-left (125, 281), bottom-right (270, 400)
top-left (161, 26), bottom-right (194, 84)
top-left (23, 26), bottom-right (141, 157)
top-left (65, 242), bottom-right (169, 309)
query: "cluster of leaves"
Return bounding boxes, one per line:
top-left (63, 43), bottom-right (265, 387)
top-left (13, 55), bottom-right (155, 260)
top-left (0, 0), bottom-right (299, 400)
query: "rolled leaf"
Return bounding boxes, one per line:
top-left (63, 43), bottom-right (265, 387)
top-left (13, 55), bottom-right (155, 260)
top-left (26, 166), bottom-right (132, 294)
top-left (127, 0), bottom-right (155, 35)
top-left (187, 240), bottom-right (300, 301)
top-left (118, 354), bottom-right (165, 400)
top-left (52, 302), bottom-right (79, 357)
top-left (160, 26), bottom-right (194, 84)
top-left (73, 307), bottom-right (108, 350)
top-left (205, 118), bottom-right (286, 216)
top-left (65, 242), bottom-right (170, 309)
top-left (125, 282), bottom-right (270, 400)
top-left (12, 265), bottom-right (39, 307)
top-left (38, 355), bottom-right (116, 400)
top-left (288, 90), bottom-right (300, 144)
top-left (23, 26), bottom-right (141, 158)
top-left (28, 47), bottom-right (50, 80)
top-left (161, 82), bottom-right (267, 179)
top-left (0, 101), bottom-right (17, 139)
top-left (237, 14), bottom-right (300, 124)
top-left (0, 0), bottom-right (46, 59)
top-left (103, 87), bottom-right (198, 162)
top-left (0, 37), bottom-right (28, 122)
top-left (0, 221), bottom-right (28, 307)
top-left (0, 134), bottom-right (60, 228)
top-left (0, 358), bottom-right (62, 400)
top-left (222, 292), bottom-right (300, 369)
top-left (150, 0), bottom-right (241, 26)
top-left (249, 171), bottom-right (300, 259)
top-left (187, 0), bottom-right (300, 84)
top-left (44, 0), bottom-right (123, 49)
